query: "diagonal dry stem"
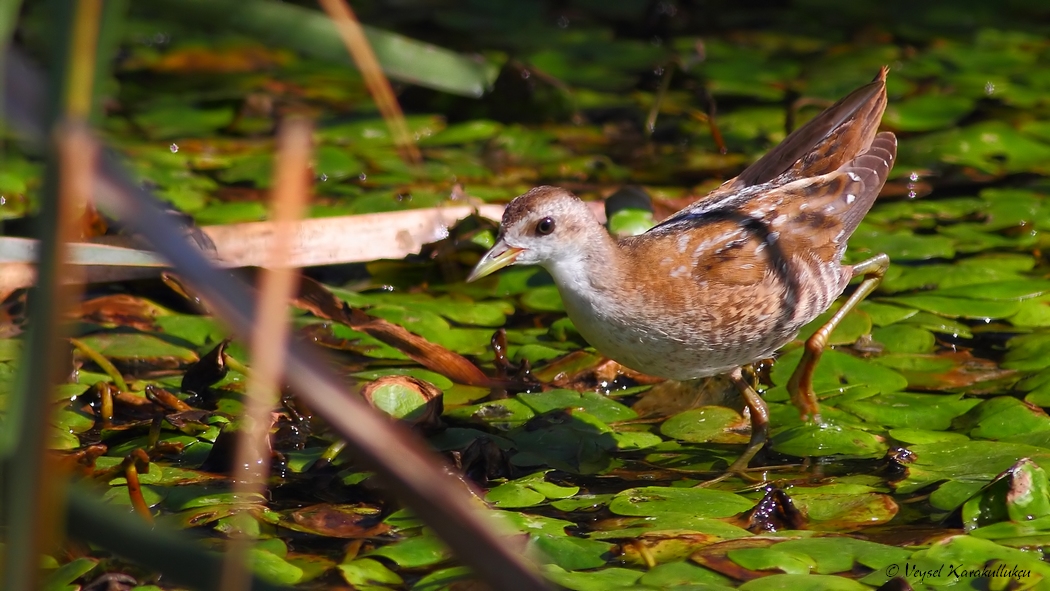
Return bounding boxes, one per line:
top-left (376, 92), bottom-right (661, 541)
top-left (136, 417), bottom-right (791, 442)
top-left (318, 0), bottom-right (422, 166)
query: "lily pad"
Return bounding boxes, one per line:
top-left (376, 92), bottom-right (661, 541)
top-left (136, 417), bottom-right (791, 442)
top-left (608, 486), bottom-right (754, 519)
top-left (420, 120), bottom-right (503, 146)
top-left (660, 407), bottom-right (749, 444)
top-left (771, 348), bottom-right (908, 397)
top-left (893, 440), bottom-right (1050, 496)
top-left (339, 558), bottom-right (404, 588)
top-left (637, 560), bottom-right (732, 588)
top-left (516, 389), bottom-right (636, 424)
top-left (366, 533), bottom-right (451, 569)
top-left (954, 396), bottom-right (1050, 440)
top-left (508, 411), bottom-right (620, 474)
top-left (737, 573), bottom-right (871, 590)
top-left (541, 565), bottom-right (644, 591)
top-left (870, 324), bottom-right (936, 354)
top-left (838, 392), bottom-right (979, 430)
top-left (771, 423), bottom-right (887, 459)
top-left (900, 535), bottom-right (1050, 587)
top-left (412, 566), bottom-right (474, 591)
top-left (74, 333), bottom-right (198, 365)
top-left (959, 458), bottom-right (1050, 530)
top-left (848, 229), bottom-right (955, 261)
top-left (882, 295), bottom-right (1020, 320)
top-left (485, 471), bottom-right (580, 508)
top-left (790, 492), bottom-right (898, 527)
top-left (531, 535), bottom-right (614, 570)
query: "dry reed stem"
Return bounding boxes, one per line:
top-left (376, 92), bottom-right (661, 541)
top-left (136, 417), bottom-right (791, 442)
top-left (318, 0), bottom-right (423, 166)
top-left (3, 0), bottom-right (103, 583)
top-left (7, 123), bottom-right (95, 589)
top-left (65, 0), bottom-right (102, 118)
top-left (219, 118), bottom-right (313, 591)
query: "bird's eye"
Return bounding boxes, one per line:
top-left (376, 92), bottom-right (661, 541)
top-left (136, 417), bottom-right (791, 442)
top-left (535, 217), bottom-right (556, 236)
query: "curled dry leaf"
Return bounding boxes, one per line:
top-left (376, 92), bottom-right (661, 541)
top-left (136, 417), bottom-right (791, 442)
top-left (287, 503), bottom-right (392, 539)
top-left (144, 384), bottom-right (193, 412)
top-left (361, 375), bottom-right (444, 433)
top-left (295, 276), bottom-right (490, 387)
top-left (735, 487), bottom-right (806, 534)
top-left (79, 294), bottom-right (169, 331)
top-left (181, 339), bottom-right (230, 396)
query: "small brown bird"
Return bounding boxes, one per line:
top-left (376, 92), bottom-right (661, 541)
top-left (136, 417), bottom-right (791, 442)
top-left (469, 68), bottom-right (896, 469)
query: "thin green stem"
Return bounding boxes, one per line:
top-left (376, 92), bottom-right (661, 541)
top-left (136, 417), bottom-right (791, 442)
top-left (70, 337), bottom-right (129, 392)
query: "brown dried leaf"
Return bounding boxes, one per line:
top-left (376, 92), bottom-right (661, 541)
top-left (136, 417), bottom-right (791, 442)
top-left (295, 276), bottom-right (490, 386)
top-left (79, 294), bottom-right (169, 331)
top-left (287, 504), bottom-right (391, 538)
top-left (618, 532), bottom-right (722, 566)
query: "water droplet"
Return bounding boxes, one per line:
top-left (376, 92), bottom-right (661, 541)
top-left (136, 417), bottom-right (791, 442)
top-left (985, 81), bottom-right (996, 95)
top-left (909, 171), bottom-right (919, 181)
top-left (556, 15), bottom-right (569, 28)
top-left (170, 143), bottom-right (178, 153)
top-left (358, 172), bottom-right (367, 181)
top-left (319, 173), bottom-right (328, 182)
top-left (521, 69), bottom-right (531, 80)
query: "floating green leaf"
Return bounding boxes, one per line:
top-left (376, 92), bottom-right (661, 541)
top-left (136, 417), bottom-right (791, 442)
top-left (516, 389), bottom-right (636, 424)
top-left (541, 565), bottom-right (643, 591)
top-left (660, 407), bottom-right (747, 444)
top-left (531, 535), bottom-right (613, 570)
top-left (367, 533), bottom-right (451, 569)
top-left (338, 558), bottom-right (404, 588)
top-left (485, 471), bottom-right (580, 508)
top-left (771, 423), bottom-right (887, 458)
top-left (839, 392), bottom-right (978, 430)
top-left (608, 486), bottom-right (754, 518)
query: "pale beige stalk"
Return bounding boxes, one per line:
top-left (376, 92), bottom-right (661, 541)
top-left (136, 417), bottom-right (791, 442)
top-left (219, 119), bottom-right (312, 591)
top-left (318, 0), bottom-right (422, 165)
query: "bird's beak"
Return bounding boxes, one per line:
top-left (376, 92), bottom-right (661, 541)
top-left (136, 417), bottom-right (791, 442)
top-left (467, 242), bottom-right (524, 282)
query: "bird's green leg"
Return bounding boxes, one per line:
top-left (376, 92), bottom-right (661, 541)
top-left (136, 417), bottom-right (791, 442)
top-left (787, 253), bottom-right (890, 422)
top-left (728, 365), bottom-right (768, 472)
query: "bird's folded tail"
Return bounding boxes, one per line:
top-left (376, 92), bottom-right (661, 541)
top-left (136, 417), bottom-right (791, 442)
top-left (730, 66), bottom-right (889, 190)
